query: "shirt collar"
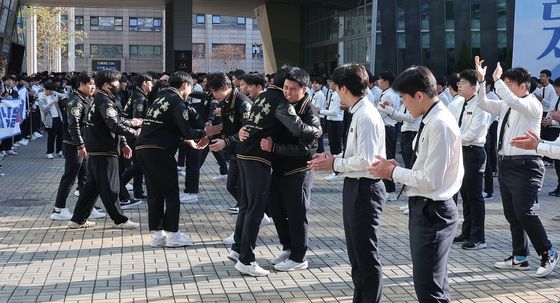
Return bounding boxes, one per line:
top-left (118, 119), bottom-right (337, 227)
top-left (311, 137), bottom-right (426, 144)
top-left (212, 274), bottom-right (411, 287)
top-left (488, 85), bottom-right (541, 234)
top-left (350, 97), bottom-right (366, 114)
top-left (422, 101), bottom-right (444, 124)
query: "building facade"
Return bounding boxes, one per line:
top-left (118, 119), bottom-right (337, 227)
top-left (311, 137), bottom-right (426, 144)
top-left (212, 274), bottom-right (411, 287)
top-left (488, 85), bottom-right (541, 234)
top-left (302, 0), bottom-right (513, 78)
top-left (192, 14), bottom-right (264, 73)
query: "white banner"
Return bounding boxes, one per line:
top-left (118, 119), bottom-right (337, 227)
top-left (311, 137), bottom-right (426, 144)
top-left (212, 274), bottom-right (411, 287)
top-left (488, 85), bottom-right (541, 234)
top-left (513, 0), bottom-right (560, 78)
top-left (0, 98), bottom-right (24, 140)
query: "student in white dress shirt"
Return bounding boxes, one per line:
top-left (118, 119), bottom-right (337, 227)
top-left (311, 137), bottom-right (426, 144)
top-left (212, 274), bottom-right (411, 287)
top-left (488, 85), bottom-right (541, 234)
top-left (309, 64), bottom-right (386, 303)
top-left (475, 56), bottom-right (558, 278)
top-left (534, 69), bottom-right (558, 151)
top-left (311, 77), bottom-right (326, 153)
top-left (436, 75), bottom-right (450, 106)
top-left (378, 71), bottom-right (400, 200)
top-left (483, 80), bottom-right (500, 200)
top-left (542, 77), bottom-right (560, 196)
top-left (370, 66), bottom-right (462, 303)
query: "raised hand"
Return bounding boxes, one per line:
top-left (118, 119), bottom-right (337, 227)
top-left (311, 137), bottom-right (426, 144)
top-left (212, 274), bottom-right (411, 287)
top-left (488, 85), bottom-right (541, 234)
top-left (474, 56), bottom-right (486, 83)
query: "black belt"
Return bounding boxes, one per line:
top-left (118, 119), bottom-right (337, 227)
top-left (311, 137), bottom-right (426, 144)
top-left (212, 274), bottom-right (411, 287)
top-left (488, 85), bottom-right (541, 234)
top-left (498, 155), bottom-right (542, 161)
top-left (462, 145), bottom-right (484, 150)
top-left (410, 196), bottom-right (447, 203)
top-left (345, 177), bottom-right (381, 182)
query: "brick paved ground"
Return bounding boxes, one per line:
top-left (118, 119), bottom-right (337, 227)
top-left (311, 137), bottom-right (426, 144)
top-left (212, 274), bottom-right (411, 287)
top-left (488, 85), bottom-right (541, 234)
top-left (0, 137), bottom-right (559, 303)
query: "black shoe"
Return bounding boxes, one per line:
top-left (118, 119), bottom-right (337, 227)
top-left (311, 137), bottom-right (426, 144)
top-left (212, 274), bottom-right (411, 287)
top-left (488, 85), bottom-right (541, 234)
top-left (453, 234), bottom-right (468, 243)
top-left (549, 190), bottom-right (560, 197)
top-left (134, 194), bottom-right (148, 199)
top-left (120, 198), bottom-right (143, 209)
top-left (462, 241), bottom-right (487, 250)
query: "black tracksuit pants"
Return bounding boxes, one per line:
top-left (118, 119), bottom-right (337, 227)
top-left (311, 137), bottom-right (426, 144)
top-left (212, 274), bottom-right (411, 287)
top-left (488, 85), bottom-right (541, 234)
top-left (54, 143), bottom-right (87, 208)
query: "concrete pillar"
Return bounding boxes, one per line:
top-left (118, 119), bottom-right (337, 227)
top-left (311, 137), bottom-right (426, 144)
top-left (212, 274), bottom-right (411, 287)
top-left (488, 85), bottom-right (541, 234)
top-left (165, 0), bottom-right (192, 72)
top-left (26, 12), bottom-right (37, 74)
top-left (68, 8), bottom-right (76, 72)
top-left (255, 2), bottom-right (301, 74)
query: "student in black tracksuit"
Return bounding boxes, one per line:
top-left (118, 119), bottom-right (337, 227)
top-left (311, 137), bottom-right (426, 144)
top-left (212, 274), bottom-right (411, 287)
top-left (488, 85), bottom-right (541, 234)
top-left (135, 72), bottom-right (222, 247)
top-left (68, 70), bottom-right (142, 229)
top-left (206, 73), bottom-right (252, 210)
top-left (262, 68), bottom-right (320, 272)
top-left (119, 73), bottom-right (154, 203)
top-left (52, 72), bottom-right (97, 220)
top-left (231, 66), bottom-right (322, 277)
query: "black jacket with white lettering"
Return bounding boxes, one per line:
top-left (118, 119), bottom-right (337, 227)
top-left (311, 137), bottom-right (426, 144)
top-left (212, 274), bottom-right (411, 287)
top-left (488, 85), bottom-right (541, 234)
top-left (271, 94), bottom-right (320, 175)
top-left (62, 90), bottom-right (92, 149)
top-left (135, 87), bottom-right (205, 154)
top-left (122, 87), bottom-right (150, 119)
top-left (236, 85), bottom-right (322, 166)
top-left (84, 91), bottom-right (137, 156)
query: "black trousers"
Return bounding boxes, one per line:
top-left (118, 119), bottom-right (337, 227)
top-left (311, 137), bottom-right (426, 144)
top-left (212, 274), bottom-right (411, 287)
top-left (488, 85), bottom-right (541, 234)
top-left (46, 117), bottom-right (63, 154)
top-left (269, 170), bottom-right (314, 263)
top-left (137, 149), bottom-right (182, 232)
top-left (384, 125), bottom-right (397, 192)
top-left (498, 157), bottom-right (552, 256)
top-left (71, 156), bottom-right (128, 224)
top-left (227, 157), bottom-right (241, 207)
top-left (31, 110), bottom-right (41, 133)
top-left (183, 143), bottom-right (204, 194)
top-left (200, 147), bottom-right (229, 175)
top-left (54, 143), bottom-right (87, 208)
top-left (119, 144), bottom-right (144, 200)
top-left (0, 137), bottom-right (12, 151)
top-left (317, 117), bottom-right (326, 153)
top-left (483, 121), bottom-right (498, 194)
top-left (232, 159), bottom-right (271, 264)
top-left (459, 146), bottom-right (486, 243)
top-left (343, 178), bottom-right (385, 303)
top-left (409, 197), bottom-right (458, 303)
top-left (400, 131), bottom-right (417, 169)
top-left (326, 120), bottom-right (344, 155)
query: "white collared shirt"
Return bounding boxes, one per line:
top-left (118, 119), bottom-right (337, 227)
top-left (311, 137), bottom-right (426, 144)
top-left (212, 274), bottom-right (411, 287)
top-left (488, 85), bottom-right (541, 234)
top-left (455, 96), bottom-right (491, 147)
top-left (311, 90), bottom-right (326, 118)
top-left (438, 91), bottom-right (450, 106)
top-left (368, 86), bottom-right (382, 106)
top-left (378, 103), bottom-right (420, 132)
top-left (477, 80), bottom-right (541, 156)
top-left (333, 98), bottom-right (385, 179)
top-left (447, 94), bottom-right (465, 118)
top-left (537, 138), bottom-right (560, 160)
top-left (392, 102), bottom-right (464, 200)
top-left (320, 91), bottom-right (344, 121)
top-left (534, 82), bottom-right (557, 112)
top-left (379, 88), bottom-right (400, 126)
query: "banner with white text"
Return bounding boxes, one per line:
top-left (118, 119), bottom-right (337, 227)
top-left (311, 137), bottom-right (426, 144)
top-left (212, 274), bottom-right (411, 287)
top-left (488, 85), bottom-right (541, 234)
top-left (0, 98), bottom-right (24, 140)
top-left (513, 0), bottom-right (560, 78)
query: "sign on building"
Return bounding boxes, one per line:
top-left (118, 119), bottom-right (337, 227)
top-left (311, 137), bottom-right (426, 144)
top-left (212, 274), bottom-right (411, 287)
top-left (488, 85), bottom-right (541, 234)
top-left (513, 0), bottom-right (560, 78)
top-left (92, 60), bottom-right (122, 71)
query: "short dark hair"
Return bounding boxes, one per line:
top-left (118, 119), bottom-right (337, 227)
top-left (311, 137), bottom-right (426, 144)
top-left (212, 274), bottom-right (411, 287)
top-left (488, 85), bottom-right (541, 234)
top-left (242, 74), bottom-right (266, 88)
top-left (502, 67), bottom-right (532, 88)
top-left (435, 75), bottom-right (447, 87)
top-left (231, 69), bottom-right (246, 79)
top-left (272, 66), bottom-right (293, 87)
top-left (132, 73), bottom-right (153, 87)
top-left (310, 77), bottom-right (324, 85)
top-left (95, 70), bottom-right (121, 89)
top-left (540, 69), bottom-right (552, 78)
top-left (459, 69), bottom-right (477, 86)
top-left (168, 71), bottom-right (193, 89)
top-left (331, 64), bottom-right (369, 97)
top-left (43, 81), bottom-right (56, 91)
top-left (206, 72), bottom-right (232, 91)
top-left (74, 72), bottom-right (94, 89)
top-left (378, 71), bottom-right (396, 86)
top-left (393, 66), bottom-right (437, 98)
top-left (447, 73), bottom-right (460, 92)
top-left (366, 70), bottom-right (375, 84)
top-left (286, 67), bottom-right (310, 88)
top-left (553, 77), bottom-right (560, 88)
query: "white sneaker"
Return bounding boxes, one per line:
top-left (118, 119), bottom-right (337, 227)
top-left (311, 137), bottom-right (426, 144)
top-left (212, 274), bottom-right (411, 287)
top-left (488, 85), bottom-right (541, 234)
top-left (235, 261), bottom-right (270, 277)
top-left (227, 250), bottom-right (239, 262)
top-left (324, 173), bottom-right (343, 181)
top-left (46, 153), bottom-right (54, 159)
top-left (150, 230), bottom-right (167, 247)
top-left (165, 231), bottom-right (194, 247)
top-left (260, 214), bottom-right (273, 227)
top-left (271, 250), bottom-right (291, 265)
top-left (89, 207), bottom-right (106, 219)
top-left (19, 139), bottom-right (29, 146)
top-left (33, 131), bottom-right (43, 138)
top-left (223, 232), bottom-right (235, 245)
top-left (6, 150), bottom-right (17, 155)
top-left (274, 259), bottom-right (308, 272)
top-left (212, 175), bottom-right (227, 181)
top-left (112, 220), bottom-right (140, 230)
top-left (178, 170), bottom-right (186, 177)
top-left (403, 208), bottom-right (409, 215)
top-left (13, 142), bottom-right (21, 147)
top-left (531, 202), bottom-right (540, 211)
top-left (536, 251), bottom-right (559, 278)
top-left (74, 190), bottom-right (80, 197)
top-left (177, 166), bottom-right (185, 171)
top-left (386, 192), bottom-right (398, 201)
top-left (227, 206), bottom-right (239, 214)
top-left (50, 208), bottom-right (73, 220)
top-left (125, 183), bottom-right (133, 191)
top-left (67, 220), bottom-right (96, 229)
top-left (56, 151), bottom-right (63, 157)
top-left (180, 193), bottom-right (198, 203)
top-left (399, 205), bottom-right (408, 210)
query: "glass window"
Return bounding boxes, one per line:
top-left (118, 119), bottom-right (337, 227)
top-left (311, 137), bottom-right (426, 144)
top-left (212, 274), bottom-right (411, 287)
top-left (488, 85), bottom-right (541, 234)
top-left (212, 15), bottom-right (221, 24)
top-left (497, 0), bottom-right (507, 29)
top-left (75, 44), bottom-right (84, 58)
top-left (90, 16), bottom-right (99, 26)
top-left (471, 0), bottom-right (480, 29)
top-left (90, 16), bottom-right (122, 31)
top-left (397, 32), bottom-right (406, 49)
top-left (420, 0), bottom-right (430, 30)
top-left (153, 18), bottom-right (162, 27)
top-left (497, 30), bottom-right (507, 48)
top-left (75, 16), bottom-right (84, 30)
top-left (237, 17), bottom-right (245, 25)
top-left (61, 15), bottom-right (68, 25)
top-left (396, 0), bottom-right (405, 30)
top-left (445, 0), bottom-right (454, 30)
top-left (471, 31), bottom-right (480, 48)
top-left (130, 45), bottom-right (162, 58)
top-left (422, 32), bottom-right (430, 49)
top-left (90, 44), bottom-right (123, 57)
top-left (446, 31), bottom-right (455, 48)
top-left (130, 17), bottom-right (162, 32)
top-left (129, 17), bottom-right (138, 27)
top-left (196, 14), bottom-right (205, 24)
